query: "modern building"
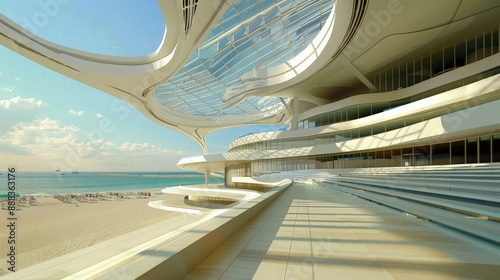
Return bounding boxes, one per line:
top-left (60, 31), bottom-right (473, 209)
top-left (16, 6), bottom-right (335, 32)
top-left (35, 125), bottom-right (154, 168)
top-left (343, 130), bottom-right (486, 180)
top-left (1, 0), bottom-right (500, 279)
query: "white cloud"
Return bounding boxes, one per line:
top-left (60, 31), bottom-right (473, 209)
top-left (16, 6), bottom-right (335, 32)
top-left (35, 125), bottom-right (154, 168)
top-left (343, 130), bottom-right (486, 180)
top-left (119, 142), bottom-right (154, 151)
top-left (100, 151), bottom-right (113, 156)
top-left (2, 86), bottom-right (15, 92)
top-left (5, 118), bottom-right (80, 145)
top-left (15, 77), bottom-right (21, 80)
top-left (0, 96), bottom-right (44, 133)
top-left (96, 113), bottom-right (104, 118)
top-left (0, 96), bottom-right (43, 110)
top-left (22, 118), bottom-right (79, 132)
top-left (119, 141), bottom-right (179, 154)
top-left (69, 109), bottom-right (85, 116)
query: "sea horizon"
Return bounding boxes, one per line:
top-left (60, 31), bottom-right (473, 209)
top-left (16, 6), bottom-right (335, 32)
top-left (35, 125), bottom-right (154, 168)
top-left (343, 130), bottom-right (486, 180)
top-left (1, 171), bottom-right (224, 196)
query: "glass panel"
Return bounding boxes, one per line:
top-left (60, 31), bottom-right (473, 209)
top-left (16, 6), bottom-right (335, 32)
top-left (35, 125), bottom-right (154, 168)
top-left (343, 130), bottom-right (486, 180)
top-left (343, 131), bottom-right (352, 139)
top-left (479, 136), bottom-right (491, 163)
top-left (451, 140), bottom-right (465, 164)
top-left (372, 124), bottom-right (385, 135)
top-left (398, 63), bottom-right (407, 88)
top-left (351, 129), bottom-right (359, 138)
top-left (327, 112), bottom-right (335, 125)
top-left (414, 145), bottom-right (431, 166)
top-left (466, 138), bottom-right (478, 163)
top-left (402, 147), bottom-right (413, 166)
top-left (444, 46), bottom-right (455, 71)
top-left (380, 70), bottom-right (386, 92)
top-left (455, 42), bottom-right (466, 67)
top-left (359, 127), bottom-right (371, 137)
top-left (322, 114), bottom-right (328, 126)
top-left (432, 143), bottom-right (450, 165)
top-left (309, 119), bottom-right (316, 128)
top-left (392, 148), bottom-right (402, 166)
top-left (315, 116), bottom-right (322, 127)
top-left (348, 107), bottom-right (358, 121)
top-left (334, 111), bottom-right (342, 123)
top-left (384, 150), bottom-right (392, 159)
top-left (391, 67), bottom-right (397, 91)
top-left (466, 38), bottom-right (476, 64)
top-left (432, 50), bottom-right (443, 76)
top-left (493, 134), bottom-right (500, 162)
top-left (386, 119), bottom-right (405, 131)
top-left (485, 31), bottom-right (492, 57)
top-left (493, 30), bottom-right (499, 55)
top-left (358, 105), bottom-right (372, 118)
top-left (407, 60), bottom-right (414, 86)
top-left (422, 54), bottom-right (431, 81)
top-left (477, 33), bottom-right (484, 60)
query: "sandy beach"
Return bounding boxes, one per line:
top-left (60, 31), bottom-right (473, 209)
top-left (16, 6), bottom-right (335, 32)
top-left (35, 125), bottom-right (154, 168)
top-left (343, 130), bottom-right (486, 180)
top-left (0, 189), bottom-right (186, 274)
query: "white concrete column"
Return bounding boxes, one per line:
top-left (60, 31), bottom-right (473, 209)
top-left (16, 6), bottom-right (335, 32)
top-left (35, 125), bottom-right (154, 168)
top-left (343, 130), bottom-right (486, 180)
top-left (204, 170), bottom-right (210, 185)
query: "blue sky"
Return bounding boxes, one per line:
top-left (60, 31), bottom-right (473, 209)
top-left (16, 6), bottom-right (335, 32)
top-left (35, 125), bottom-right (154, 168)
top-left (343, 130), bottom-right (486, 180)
top-left (0, 1), bottom-right (284, 171)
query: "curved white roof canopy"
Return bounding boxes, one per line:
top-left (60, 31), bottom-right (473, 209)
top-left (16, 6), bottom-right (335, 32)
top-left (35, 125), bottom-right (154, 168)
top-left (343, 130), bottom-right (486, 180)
top-left (0, 0), bottom-right (338, 152)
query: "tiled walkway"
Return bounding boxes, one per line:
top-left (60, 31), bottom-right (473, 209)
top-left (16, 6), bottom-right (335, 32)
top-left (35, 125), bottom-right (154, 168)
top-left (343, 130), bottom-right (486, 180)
top-left (185, 182), bottom-right (500, 280)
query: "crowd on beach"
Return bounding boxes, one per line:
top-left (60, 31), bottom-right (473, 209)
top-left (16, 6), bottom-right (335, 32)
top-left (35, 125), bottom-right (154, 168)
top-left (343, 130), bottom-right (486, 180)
top-left (0, 195), bottom-right (40, 209)
top-left (0, 191), bottom-right (155, 209)
top-left (54, 191), bottom-right (154, 204)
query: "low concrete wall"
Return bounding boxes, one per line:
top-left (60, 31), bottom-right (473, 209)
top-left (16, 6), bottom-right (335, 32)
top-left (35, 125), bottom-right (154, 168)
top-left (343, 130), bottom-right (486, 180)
top-left (184, 195), bottom-right (238, 209)
top-left (100, 180), bottom-right (292, 280)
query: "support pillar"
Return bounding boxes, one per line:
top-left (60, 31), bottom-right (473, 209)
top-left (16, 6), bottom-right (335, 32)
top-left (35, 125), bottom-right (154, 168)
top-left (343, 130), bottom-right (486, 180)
top-left (204, 170), bottom-right (210, 185)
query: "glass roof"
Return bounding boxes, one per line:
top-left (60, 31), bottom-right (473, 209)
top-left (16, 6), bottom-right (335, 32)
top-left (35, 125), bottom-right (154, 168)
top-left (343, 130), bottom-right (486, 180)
top-left (154, 0), bottom-right (334, 122)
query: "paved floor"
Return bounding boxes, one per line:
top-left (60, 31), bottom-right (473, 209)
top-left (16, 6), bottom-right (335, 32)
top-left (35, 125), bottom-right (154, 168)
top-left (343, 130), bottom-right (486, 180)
top-left (185, 182), bottom-right (500, 280)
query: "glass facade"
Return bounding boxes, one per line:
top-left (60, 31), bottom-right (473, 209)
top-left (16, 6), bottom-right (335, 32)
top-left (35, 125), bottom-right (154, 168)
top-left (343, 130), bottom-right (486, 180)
top-left (154, 0), bottom-right (334, 122)
top-left (242, 134), bottom-right (500, 177)
top-left (372, 27), bottom-right (499, 93)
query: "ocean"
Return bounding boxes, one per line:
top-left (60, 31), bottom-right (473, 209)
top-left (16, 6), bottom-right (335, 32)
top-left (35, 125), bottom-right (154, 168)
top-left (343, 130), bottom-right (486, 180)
top-left (1, 171), bottom-right (224, 196)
